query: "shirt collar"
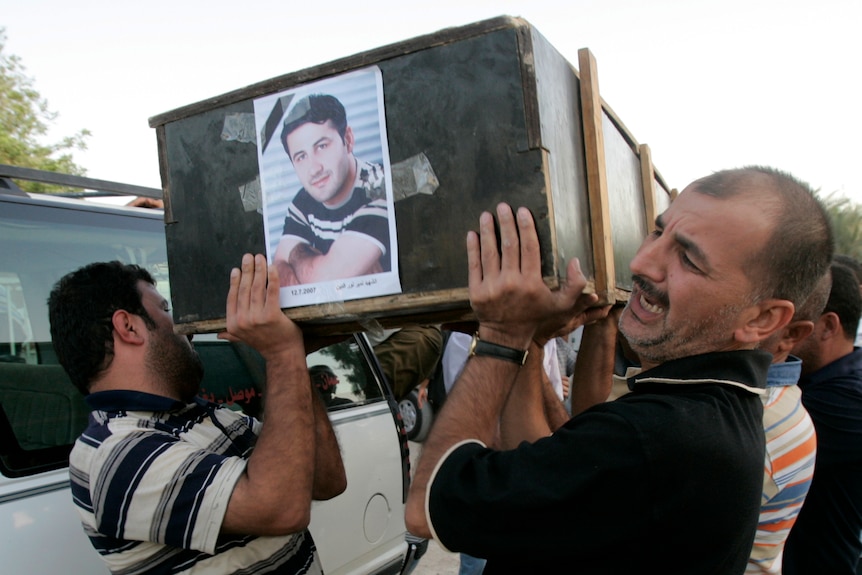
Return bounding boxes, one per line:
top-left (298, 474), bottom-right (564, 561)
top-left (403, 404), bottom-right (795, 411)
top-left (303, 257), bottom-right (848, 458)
top-left (766, 355), bottom-right (803, 388)
top-left (85, 389), bottom-right (190, 412)
top-left (627, 350), bottom-right (771, 396)
top-left (798, 347), bottom-right (862, 388)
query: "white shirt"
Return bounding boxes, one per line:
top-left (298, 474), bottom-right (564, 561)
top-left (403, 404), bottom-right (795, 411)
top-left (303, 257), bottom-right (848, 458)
top-left (442, 332), bottom-right (563, 399)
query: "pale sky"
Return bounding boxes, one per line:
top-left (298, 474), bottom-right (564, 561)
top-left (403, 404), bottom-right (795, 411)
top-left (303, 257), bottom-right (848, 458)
top-left (3, 0), bottom-right (860, 205)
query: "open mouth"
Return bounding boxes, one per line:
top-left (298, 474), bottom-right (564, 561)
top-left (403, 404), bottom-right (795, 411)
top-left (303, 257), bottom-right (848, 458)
top-left (639, 292), bottom-right (664, 314)
top-left (632, 277), bottom-right (668, 317)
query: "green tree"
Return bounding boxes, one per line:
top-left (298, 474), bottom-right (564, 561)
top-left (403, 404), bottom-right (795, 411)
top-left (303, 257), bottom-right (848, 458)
top-left (0, 28), bottom-right (90, 192)
top-left (820, 192), bottom-right (862, 261)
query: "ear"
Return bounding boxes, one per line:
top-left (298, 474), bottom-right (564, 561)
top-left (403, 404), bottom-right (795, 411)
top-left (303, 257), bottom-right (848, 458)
top-left (819, 312), bottom-right (844, 340)
top-left (774, 320), bottom-right (815, 355)
top-left (343, 126), bottom-right (354, 154)
top-left (734, 299), bottom-right (795, 345)
top-left (111, 310), bottom-right (147, 346)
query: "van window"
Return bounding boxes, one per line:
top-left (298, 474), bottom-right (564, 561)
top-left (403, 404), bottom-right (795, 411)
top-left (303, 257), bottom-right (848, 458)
top-left (0, 200), bottom-right (172, 477)
top-left (197, 336), bottom-right (389, 417)
top-left (306, 338), bottom-right (385, 411)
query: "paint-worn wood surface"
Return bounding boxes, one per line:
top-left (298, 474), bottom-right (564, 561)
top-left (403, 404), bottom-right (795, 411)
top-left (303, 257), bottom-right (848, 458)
top-left (150, 16), bottom-right (669, 335)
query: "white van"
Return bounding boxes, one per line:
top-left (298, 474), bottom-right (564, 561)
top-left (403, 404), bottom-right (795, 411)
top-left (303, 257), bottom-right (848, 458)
top-left (0, 168), bottom-right (420, 574)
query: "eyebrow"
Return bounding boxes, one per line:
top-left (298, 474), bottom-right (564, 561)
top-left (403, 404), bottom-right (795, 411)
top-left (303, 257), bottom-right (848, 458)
top-left (291, 136), bottom-right (333, 162)
top-left (676, 234), bottom-right (709, 269)
top-left (655, 214), bottom-right (710, 270)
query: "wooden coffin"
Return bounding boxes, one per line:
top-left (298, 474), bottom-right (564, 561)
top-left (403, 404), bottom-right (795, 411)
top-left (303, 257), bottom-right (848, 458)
top-left (149, 15), bottom-right (673, 335)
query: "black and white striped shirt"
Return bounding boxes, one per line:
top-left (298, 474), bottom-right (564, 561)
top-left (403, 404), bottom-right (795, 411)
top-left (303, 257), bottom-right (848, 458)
top-left (70, 390), bottom-right (321, 574)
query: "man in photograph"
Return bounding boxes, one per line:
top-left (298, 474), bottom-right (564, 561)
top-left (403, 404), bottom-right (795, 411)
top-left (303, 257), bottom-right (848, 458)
top-left (273, 94), bottom-right (390, 287)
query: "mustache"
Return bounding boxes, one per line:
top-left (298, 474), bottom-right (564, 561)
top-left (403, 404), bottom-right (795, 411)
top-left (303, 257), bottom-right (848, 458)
top-left (631, 275), bottom-right (669, 308)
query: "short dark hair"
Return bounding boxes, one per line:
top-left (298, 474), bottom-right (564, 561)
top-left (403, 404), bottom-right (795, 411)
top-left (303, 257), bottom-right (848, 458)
top-left (691, 166), bottom-right (834, 307)
top-left (825, 262), bottom-right (862, 340)
top-left (48, 261), bottom-right (156, 395)
top-left (834, 254), bottom-right (862, 284)
top-left (280, 94), bottom-right (348, 158)
top-left (794, 271), bottom-right (832, 323)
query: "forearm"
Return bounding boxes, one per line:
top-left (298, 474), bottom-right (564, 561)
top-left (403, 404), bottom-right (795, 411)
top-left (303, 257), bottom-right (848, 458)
top-left (405, 205), bottom-right (595, 538)
top-left (499, 343), bottom-right (552, 449)
top-left (405, 353), bottom-right (521, 537)
top-left (288, 243), bottom-right (325, 282)
top-left (224, 351), bottom-right (316, 534)
top-left (290, 240), bottom-right (382, 283)
top-left (310, 387), bottom-right (347, 500)
top-left (274, 258), bottom-right (300, 287)
top-left (569, 323), bottom-right (617, 416)
top-left (541, 371), bottom-right (571, 431)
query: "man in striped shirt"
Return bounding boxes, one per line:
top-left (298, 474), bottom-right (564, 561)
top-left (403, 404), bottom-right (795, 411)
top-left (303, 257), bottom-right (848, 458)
top-left (747, 271), bottom-right (831, 574)
top-left (48, 254), bottom-right (346, 574)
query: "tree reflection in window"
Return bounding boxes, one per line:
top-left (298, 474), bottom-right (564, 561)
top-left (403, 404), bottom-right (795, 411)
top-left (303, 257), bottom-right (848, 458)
top-left (308, 338), bottom-right (383, 409)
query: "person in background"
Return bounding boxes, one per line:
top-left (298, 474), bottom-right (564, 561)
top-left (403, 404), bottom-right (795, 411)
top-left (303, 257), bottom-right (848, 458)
top-left (834, 254), bottom-right (862, 575)
top-left (833, 254), bottom-right (862, 346)
top-left (369, 325), bottom-right (444, 401)
top-left (783, 261), bottom-right (862, 575)
top-left (48, 254), bottom-right (345, 574)
top-left (746, 273), bottom-right (830, 574)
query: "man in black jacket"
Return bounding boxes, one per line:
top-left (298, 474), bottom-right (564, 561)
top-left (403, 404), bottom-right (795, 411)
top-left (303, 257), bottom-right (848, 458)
top-left (405, 166), bottom-right (833, 574)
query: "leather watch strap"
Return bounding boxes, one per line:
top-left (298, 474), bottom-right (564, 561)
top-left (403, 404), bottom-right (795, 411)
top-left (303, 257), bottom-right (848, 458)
top-left (468, 332), bottom-right (529, 366)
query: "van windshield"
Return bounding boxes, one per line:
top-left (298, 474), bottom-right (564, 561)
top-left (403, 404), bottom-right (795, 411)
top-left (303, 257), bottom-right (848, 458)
top-left (0, 201), bottom-right (169, 363)
top-left (0, 200), bottom-right (169, 475)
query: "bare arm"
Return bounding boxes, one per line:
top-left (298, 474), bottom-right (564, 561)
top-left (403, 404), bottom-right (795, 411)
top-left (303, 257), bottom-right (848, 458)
top-left (541, 367), bottom-right (571, 431)
top-left (569, 307), bottom-right (621, 416)
top-left (498, 341), bottom-right (554, 449)
top-left (405, 204), bottom-right (597, 538)
top-left (499, 306), bottom-right (614, 445)
top-left (217, 254), bottom-right (342, 535)
top-left (273, 237), bottom-right (301, 287)
top-left (407, 343), bottom-right (522, 538)
top-left (289, 237), bottom-right (383, 283)
top-left (309, 385), bottom-right (347, 500)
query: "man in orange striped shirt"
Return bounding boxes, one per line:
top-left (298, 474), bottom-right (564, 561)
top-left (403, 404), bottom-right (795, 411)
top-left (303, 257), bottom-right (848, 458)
top-left (747, 272), bottom-right (831, 574)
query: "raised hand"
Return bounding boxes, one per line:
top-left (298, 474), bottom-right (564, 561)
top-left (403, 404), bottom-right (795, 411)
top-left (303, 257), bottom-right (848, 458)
top-left (467, 203), bottom-right (597, 348)
top-left (219, 253), bottom-right (303, 358)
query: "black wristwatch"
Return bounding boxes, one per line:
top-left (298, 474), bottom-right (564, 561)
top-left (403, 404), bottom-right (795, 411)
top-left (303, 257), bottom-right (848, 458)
top-left (468, 332), bottom-right (529, 366)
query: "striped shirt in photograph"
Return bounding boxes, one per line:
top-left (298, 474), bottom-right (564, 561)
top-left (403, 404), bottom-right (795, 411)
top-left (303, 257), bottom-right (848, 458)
top-left (282, 159), bottom-right (390, 270)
